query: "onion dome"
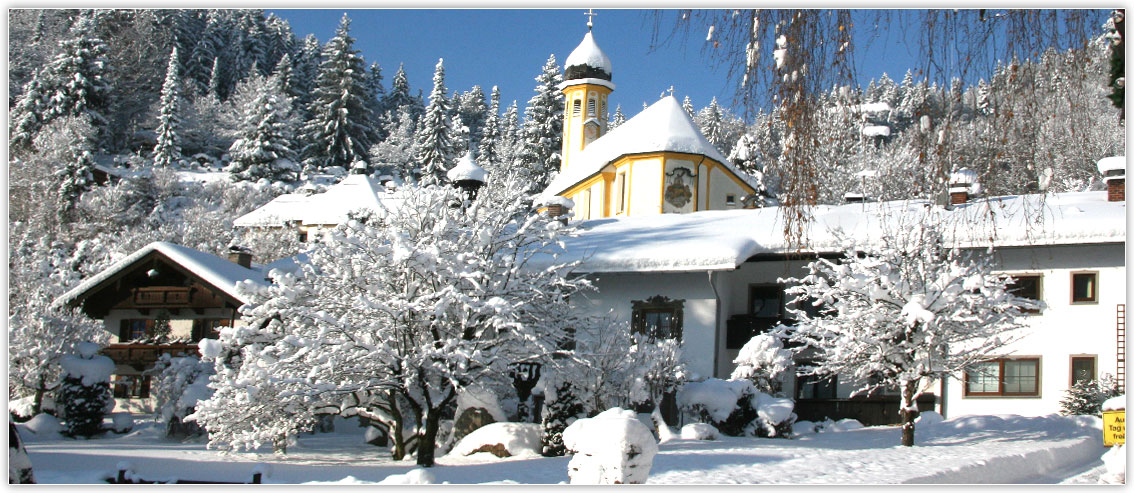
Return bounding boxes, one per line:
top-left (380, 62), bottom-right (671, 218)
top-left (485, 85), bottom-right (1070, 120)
top-left (564, 31), bottom-right (612, 81)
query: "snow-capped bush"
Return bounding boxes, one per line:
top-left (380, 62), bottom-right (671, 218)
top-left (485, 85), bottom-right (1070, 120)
top-left (111, 413), bottom-right (134, 433)
top-left (1060, 375), bottom-right (1122, 417)
top-left (24, 414), bottom-right (63, 436)
top-left (541, 380), bottom-right (586, 457)
top-left (148, 354), bottom-right (214, 437)
top-left (1101, 444), bottom-right (1125, 484)
top-left (730, 333), bottom-right (792, 395)
top-left (680, 423), bottom-right (719, 440)
top-left (563, 408), bottom-right (659, 485)
top-left (828, 419), bottom-right (864, 432)
top-left (377, 468), bottom-right (437, 485)
top-left (679, 378), bottom-right (795, 438)
top-left (56, 343), bottom-right (115, 437)
top-left (915, 411), bottom-right (945, 427)
top-left (449, 422), bottom-right (542, 458)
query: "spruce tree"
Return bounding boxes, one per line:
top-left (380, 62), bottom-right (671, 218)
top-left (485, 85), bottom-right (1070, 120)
top-left (227, 74), bottom-right (299, 183)
top-left (55, 116), bottom-right (98, 223)
top-left (456, 85), bottom-right (488, 152)
top-left (610, 104), bottom-right (626, 130)
top-left (499, 101), bottom-right (521, 169)
top-left (300, 14), bottom-right (375, 172)
top-left (477, 86), bottom-right (504, 170)
top-left (383, 63), bottom-right (421, 122)
top-left (57, 343), bottom-right (114, 438)
top-left (697, 97), bottom-right (728, 149)
top-left (682, 96), bottom-right (695, 119)
top-left (414, 58), bottom-right (456, 184)
top-left (153, 47), bottom-right (184, 168)
top-left (517, 54), bottom-right (565, 193)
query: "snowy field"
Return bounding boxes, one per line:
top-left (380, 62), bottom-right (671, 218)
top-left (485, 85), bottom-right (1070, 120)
top-left (19, 412), bottom-right (1113, 484)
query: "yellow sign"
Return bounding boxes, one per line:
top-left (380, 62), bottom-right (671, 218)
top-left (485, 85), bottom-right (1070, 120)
top-left (1103, 410), bottom-right (1125, 447)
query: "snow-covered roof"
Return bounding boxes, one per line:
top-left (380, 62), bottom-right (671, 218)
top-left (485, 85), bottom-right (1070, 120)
top-left (447, 152), bottom-right (488, 183)
top-left (1097, 156), bottom-right (1126, 175)
top-left (861, 125), bottom-right (891, 137)
top-left (565, 31), bottom-right (611, 76)
top-left (858, 102), bottom-right (892, 114)
top-left (234, 174), bottom-right (388, 227)
top-left (950, 168), bottom-right (979, 185)
top-left (55, 242), bottom-right (269, 308)
top-left (537, 191), bottom-right (1125, 274)
top-left (542, 96), bottom-right (757, 199)
top-left (557, 77), bottom-right (615, 92)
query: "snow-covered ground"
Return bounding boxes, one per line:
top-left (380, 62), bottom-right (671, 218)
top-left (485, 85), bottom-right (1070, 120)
top-left (19, 412), bottom-right (1113, 484)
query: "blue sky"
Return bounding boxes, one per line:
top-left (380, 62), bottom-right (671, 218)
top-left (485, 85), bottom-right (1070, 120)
top-left (269, 8), bottom-right (1097, 119)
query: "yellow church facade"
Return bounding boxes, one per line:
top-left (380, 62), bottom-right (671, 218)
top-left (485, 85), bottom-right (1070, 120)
top-left (543, 28), bottom-right (758, 220)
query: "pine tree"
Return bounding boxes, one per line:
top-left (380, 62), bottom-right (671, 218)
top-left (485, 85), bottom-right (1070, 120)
top-left (697, 97), bottom-right (728, 149)
top-left (300, 14), bottom-right (375, 172)
top-left (9, 17), bottom-right (110, 151)
top-left (1060, 375), bottom-right (1123, 416)
top-left (610, 104), bottom-right (626, 130)
top-left (682, 96), bottom-right (695, 119)
top-left (499, 101), bottom-right (522, 169)
top-left (414, 58), bottom-right (456, 184)
top-left (456, 85), bottom-right (488, 152)
top-left (365, 62), bottom-right (387, 139)
top-left (55, 116), bottom-right (98, 223)
top-left (517, 54), bottom-right (564, 193)
top-left (477, 86), bottom-right (504, 170)
top-left (383, 63), bottom-right (421, 121)
top-left (227, 74), bottom-right (299, 183)
top-left (153, 47), bottom-right (184, 168)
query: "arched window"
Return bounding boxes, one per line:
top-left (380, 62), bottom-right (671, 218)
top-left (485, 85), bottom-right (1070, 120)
top-left (573, 99), bottom-right (581, 116)
top-left (587, 98), bottom-right (596, 116)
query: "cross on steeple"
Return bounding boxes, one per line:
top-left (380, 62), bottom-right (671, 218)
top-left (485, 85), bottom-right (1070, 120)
top-left (585, 8), bottom-right (597, 30)
top-left (667, 86), bottom-right (675, 97)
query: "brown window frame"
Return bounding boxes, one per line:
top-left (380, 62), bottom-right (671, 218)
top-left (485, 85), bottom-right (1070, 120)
top-left (1070, 271), bottom-right (1098, 304)
top-left (964, 357), bottom-right (1041, 397)
top-left (631, 295), bottom-right (684, 342)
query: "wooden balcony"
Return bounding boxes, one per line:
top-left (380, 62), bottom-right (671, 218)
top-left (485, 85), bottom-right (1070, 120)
top-left (103, 341), bottom-right (200, 368)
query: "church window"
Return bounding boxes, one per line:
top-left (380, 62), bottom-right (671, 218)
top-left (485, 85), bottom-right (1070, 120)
top-left (573, 99), bottom-right (581, 116)
top-left (588, 98), bottom-right (596, 116)
top-left (614, 171), bottom-right (627, 213)
top-left (631, 295), bottom-right (684, 341)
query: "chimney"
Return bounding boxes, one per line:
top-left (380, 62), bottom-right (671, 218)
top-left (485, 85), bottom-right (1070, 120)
top-left (949, 168), bottom-right (979, 205)
top-left (227, 246), bottom-right (253, 269)
top-left (542, 196), bottom-right (575, 225)
top-left (1097, 156), bottom-right (1126, 202)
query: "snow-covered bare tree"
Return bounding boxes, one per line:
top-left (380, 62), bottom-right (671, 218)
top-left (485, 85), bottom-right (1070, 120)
top-left (779, 214), bottom-right (1036, 446)
top-left (300, 14), bottom-right (375, 172)
top-left (195, 173), bottom-right (596, 467)
top-left (152, 46), bottom-right (184, 167)
top-left (414, 58), bottom-right (456, 184)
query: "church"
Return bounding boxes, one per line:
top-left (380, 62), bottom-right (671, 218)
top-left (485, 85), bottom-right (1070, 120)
top-left (541, 24), bottom-right (759, 220)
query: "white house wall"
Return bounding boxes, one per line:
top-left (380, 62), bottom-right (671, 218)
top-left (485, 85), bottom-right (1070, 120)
top-left (943, 243), bottom-right (1126, 418)
top-left (577, 271), bottom-right (721, 379)
top-left (103, 308), bottom-right (238, 343)
top-left (707, 166), bottom-right (749, 210)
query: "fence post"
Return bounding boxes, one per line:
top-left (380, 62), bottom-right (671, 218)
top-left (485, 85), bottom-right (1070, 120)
top-left (116, 468), bottom-right (127, 484)
top-left (251, 472), bottom-right (262, 484)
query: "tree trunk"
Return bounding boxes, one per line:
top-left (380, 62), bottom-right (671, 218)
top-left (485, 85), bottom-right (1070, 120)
top-left (899, 381), bottom-right (921, 447)
top-left (415, 409), bottom-right (442, 467)
top-left (389, 400), bottom-right (407, 461)
top-left (32, 387), bottom-right (45, 416)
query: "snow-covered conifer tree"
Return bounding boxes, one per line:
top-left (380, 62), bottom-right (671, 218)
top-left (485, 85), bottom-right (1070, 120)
top-left (369, 106), bottom-right (418, 178)
top-left (456, 85), bottom-right (488, 152)
top-left (681, 96), bottom-right (695, 119)
top-left (365, 62), bottom-right (387, 139)
top-left (152, 47), bottom-right (184, 167)
top-left (383, 63), bottom-right (420, 121)
top-left (413, 58), bottom-right (456, 184)
top-left (226, 73), bottom-right (299, 183)
top-left (779, 214), bottom-right (1036, 446)
top-left (54, 116), bottom-right (99, 223)
top-left (516, 55), bottom-right (564, 192)
top-left (477, 86), bottom-right (503, 171)
top-left (300, 14), bottom-right (375, 172)
top-left (195, 173), bottom-right (597, 467)
top-left (540, 381), bottom-right (586, 457)
top-left (609, 104), bottom-right (626, 130)
top-left (696, 97), bottom-right (728, 149)
top-left (498, 100), bottom-right (522, 169)
top-left (56, 342), bottom-right (115, 438)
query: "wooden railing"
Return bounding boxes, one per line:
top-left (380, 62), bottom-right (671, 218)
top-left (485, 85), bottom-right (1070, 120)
top-left (102, 342), bottom-right (199, 366)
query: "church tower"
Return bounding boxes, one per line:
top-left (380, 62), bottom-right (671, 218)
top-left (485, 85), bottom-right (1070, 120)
top-left (559, 12), bottom-right (614, 172)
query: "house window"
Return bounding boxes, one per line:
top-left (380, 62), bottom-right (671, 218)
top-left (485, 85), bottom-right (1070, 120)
top-left (120, 319), bottom-right (155, 342)
top-left (112, 375), bottom-right (151, 399)
top-left (965, 358), bottom-right (1041, 396)
top-left (1070, 356), bottom-right (1097, 387)
top-left (614, 171), bottom-right (627, 214)
top-left (726, 194), bottom-right (736, 206)
top-left (726, 285), bottom-right (785, 349)
top-left (573, 99), bottom-right (581, 116)
top-left (796, 372), bottom-right (837, 400)
top-left (1071, 272), bottom-right (1098, 303)
top-left (631, 295), bottom-right (684, 341)
top-left (1005, 274), bottom-right (1042, 313)
top-left (192, 318), bottom-right (232, 341)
